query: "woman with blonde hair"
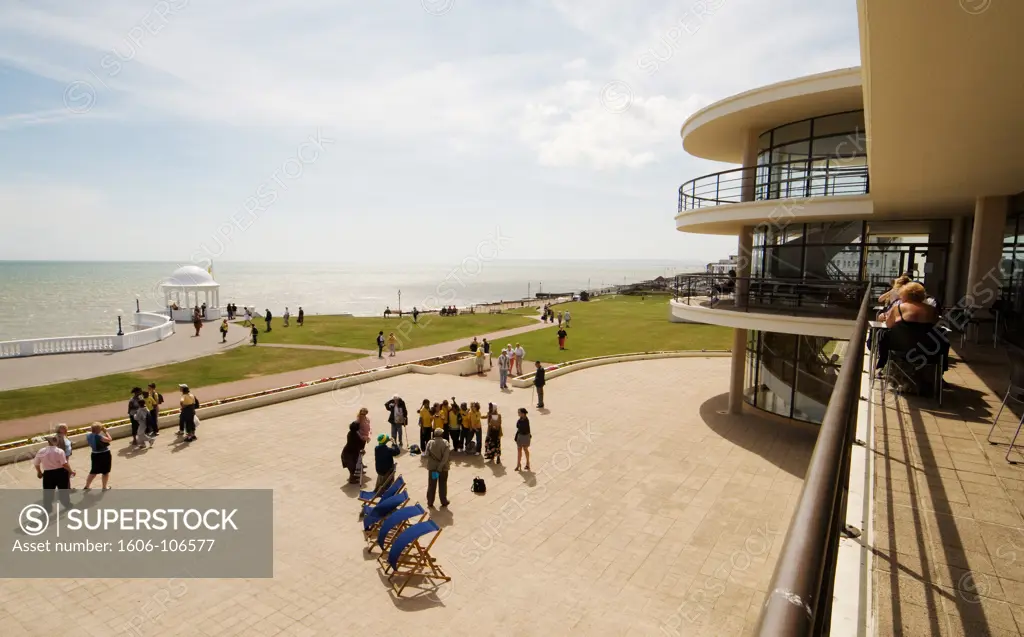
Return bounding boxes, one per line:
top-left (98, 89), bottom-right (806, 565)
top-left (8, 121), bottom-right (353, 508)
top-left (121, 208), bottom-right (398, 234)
top-left (879, 274), bottom-right (912, 309)
top-left (357, 407), bottom-right (371, 443)
top-left (387, 332), bottom-right (398, 357)
top-left (884, 282), bottom-right (937, 328)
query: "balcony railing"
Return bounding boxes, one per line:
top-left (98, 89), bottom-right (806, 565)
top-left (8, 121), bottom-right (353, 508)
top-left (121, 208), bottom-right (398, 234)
top-left (677, 155), bottom-right (869, 212)
top-left (673, 274), bottom-right (867, 319)
top-left (754, 287), bottom-right (870, 635)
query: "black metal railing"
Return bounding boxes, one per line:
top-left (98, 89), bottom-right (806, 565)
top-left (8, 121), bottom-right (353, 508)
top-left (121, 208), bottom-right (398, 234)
top-left (677, 156), bottom-right (869, 212)
top-left (672, 274), bottom-right (867, 319)
top-left (754, 288), bottom-right (870, 636)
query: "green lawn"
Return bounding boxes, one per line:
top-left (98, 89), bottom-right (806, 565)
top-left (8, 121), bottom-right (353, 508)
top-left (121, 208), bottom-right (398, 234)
top-left (472, 295), bottom-right (733, 364)
top-left (249, 313), bottom-right (535, 350)
top-left (0, 347), bottom-right (362, 422)
top-left (504, 306), bottom-right (541, 316)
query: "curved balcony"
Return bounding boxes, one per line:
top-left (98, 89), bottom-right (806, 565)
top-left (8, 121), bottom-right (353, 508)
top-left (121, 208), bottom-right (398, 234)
top-left (677, 156), bottom-right (869, 212)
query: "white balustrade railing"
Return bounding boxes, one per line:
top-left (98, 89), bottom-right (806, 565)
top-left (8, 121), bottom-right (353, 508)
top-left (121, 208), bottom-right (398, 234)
top-left (0, 312), bottom-right (176, 359)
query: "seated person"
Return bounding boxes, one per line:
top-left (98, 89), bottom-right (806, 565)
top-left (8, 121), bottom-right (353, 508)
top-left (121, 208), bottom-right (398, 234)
top-left (884, 282), bottom-right (937, 328)
top-left (877, 274), bottom-right (911, 320)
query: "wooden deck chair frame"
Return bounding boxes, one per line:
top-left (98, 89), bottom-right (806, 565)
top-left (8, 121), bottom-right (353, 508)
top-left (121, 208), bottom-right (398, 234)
top-left (358, 470), bottom-right (403, 505)
top-left (369, 504), bottom-right (427, 559)
top-left (388, 526), bottom-right (451, 597)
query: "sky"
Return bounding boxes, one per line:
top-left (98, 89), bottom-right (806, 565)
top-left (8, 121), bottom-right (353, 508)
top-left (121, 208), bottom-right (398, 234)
top-left (0, 0), bottom-right (861, 264)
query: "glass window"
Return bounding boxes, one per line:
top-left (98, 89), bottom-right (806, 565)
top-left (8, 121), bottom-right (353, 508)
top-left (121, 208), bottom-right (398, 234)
top-left (806, 221), bottom-right (863, 244)
top-left (756, 333), bottom-right (798, 418)
top-left (772, 120), bottom-right (812, 145)
top-left (793, 336), bottom-right (842, 422)
top-left (811, 111), bottom-right (865, 137)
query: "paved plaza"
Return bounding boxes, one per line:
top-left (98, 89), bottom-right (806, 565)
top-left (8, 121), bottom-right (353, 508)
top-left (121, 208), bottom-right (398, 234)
top-left (0, 358), bottom-right (815, 636)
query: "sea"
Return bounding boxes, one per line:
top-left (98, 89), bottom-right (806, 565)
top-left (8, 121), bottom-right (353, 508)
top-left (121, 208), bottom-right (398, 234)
top-left (0, 260), bottom-right (704, 341)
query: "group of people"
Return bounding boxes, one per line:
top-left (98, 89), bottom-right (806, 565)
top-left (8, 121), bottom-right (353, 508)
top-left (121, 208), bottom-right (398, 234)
top-left (438, 305), bottom-right (460, 316)
top-left (341, 396), bottom-right (535, 509)
top-left (540, 305), bottom-right (570, 327)
top-left (873, 274), bottom-right (950, 385)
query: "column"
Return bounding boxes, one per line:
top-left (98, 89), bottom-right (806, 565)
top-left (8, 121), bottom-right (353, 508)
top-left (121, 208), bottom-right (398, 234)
top-left (944, 217), bottom-right (965, 306)
top-left (728, 128), bottom-right (759, 415)
top-left (965, 196), bottom-right (1009, 310)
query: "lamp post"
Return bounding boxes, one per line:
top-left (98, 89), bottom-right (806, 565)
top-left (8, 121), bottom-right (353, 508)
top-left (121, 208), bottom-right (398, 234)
top-left (136, 297), bottom-right (140, 313)
top-left (398, 289), bottom-right (402, 315)
top-left (116, 309), bottom-right (124, 336)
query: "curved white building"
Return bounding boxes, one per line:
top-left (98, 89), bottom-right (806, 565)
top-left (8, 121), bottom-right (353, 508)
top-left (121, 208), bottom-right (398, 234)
top-left (672, 0), bottom-right (1024, 423)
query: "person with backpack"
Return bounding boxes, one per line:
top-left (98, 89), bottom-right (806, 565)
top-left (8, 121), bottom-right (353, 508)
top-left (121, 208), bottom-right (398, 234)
top-left (373, 434), bottom-right (400, 492)
top-left (145, 383), bottom-right (163, 437)
top-left (425, 429), bottom-right (451, 509)
top-left (178, 384), bottom-right (200, 442)
top-left (385, 395), bottom-right (407, 449)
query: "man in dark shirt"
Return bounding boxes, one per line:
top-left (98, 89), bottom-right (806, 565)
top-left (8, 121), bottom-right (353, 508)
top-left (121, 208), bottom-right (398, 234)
top-left (534, 361), bottom-right (546, 409)
top-left (374, 434), bottom-right (401, 492)
top-left (482, 338), bottom-right (490, 354)
top-left (264, 308), bottom-right (273, 332)
top-left (377, 331), bottom-right (385, 358)
top-left (469, 337), bottom-right (479, 352)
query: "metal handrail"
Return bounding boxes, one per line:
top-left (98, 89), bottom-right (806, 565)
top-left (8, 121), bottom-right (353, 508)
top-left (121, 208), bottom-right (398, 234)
top-left (754, 287), bottom-right (870, 636)
top-left (677, 156), bottom-right (869, 212)
top-left (672, 274), bottom-right (867, 317)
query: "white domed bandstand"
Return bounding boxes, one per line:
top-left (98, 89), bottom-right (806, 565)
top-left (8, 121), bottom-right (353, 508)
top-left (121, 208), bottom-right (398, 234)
top-left (160, 265), bottom-right (223, 322)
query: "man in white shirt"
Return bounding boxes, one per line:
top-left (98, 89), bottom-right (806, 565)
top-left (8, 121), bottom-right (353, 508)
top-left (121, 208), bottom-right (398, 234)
top-left (564, 310), bottom-right (572, 328)
top-left (33, 437), bottom-right (74, 511)
top-left (514, 343), bottom-right (526, 376)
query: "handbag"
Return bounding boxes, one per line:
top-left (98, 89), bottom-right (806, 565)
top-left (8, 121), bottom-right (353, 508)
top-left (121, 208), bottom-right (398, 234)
top-left (472, 477), bottom-right (486, 494)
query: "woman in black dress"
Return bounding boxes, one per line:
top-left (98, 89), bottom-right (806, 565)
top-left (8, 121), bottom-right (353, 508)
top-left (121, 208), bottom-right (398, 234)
top-left (514, 408), bottom-right (531, 472)
top-left (84, 422), bottom-right (113, 490)
top-left (341, 421), bottom-right (366, 484)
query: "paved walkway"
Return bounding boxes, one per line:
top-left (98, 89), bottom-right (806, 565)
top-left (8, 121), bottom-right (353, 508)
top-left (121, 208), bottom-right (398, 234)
top-left (0, 358), bottom-right (815, 636)
top-left (871, 344), bottom-right (1024, 636)
top-left (0, 322), bottom-right (250, 391)
top-left (261, 343), bottom-right (376, 355)
top-left (0, 319), bottom-right (553, 440)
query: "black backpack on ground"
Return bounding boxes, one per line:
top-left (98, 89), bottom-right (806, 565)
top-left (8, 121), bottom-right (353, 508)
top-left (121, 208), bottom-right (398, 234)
top-left (472, 477), bottom-right (486, 494)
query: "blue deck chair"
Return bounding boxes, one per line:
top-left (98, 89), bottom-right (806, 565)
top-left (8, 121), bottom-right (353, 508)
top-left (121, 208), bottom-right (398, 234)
top-left (359, 474), bottom-right (405, 506)
top-left (359, 477), bottom-right (406, 518)
top-left (369, 503), bottom-right (427, 557)
top-left (362, 492), bottom-right (409, 539)
top-left (386, 520), bottom-right (451, 597)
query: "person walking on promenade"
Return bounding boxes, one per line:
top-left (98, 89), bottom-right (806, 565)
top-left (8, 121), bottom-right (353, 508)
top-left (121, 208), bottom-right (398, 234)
top-left (374, 434), bottom-right (400, 492)
top-left (251, 323), bottom-right (259, 346)
top-left (385, 395), bottom-right (407, 448)
top-left (469, 337), bottom-right (479, 352)
top-left (564, 310), bottom-right (571, 328)
top-left (264, 309), bottom-right (273, 332)
top-left (387, 332), bottom-right (398, 357)
top-left (192, 308), bottom-right (203, 337)
top-left (534, 361), bottom-right (546, 409)
top-left (376, 331), bottom-right (385, 358)
top-left (468, 402), bottom-right (483, 454)
top-left (497, 348), bottom-right (510, 389)
top-left (514, 408), bottom-right (532, 472)
top-left (341, 422), bottom-right (366, 484)
top-left (243, 307), bottom-right (252, 327)
top-left (418, 399), bottom-right (433, 450)
top-left (283, 307), bottom-right (291, 327)
top-left (178, 384), bottom-right (200, 442)
top-left (412, 307), bottom-right (419, 324)
top-left (557, 311), bottom-right (563, 327)
top-left (220, 319), bottom-right (229, 343)
top-left (33, 436), bottom-right (74, 510)
top-left (84, 422), bottom-right (113, 490)
top-left (514, 343), bottom-right (526, 376)
top-left (557, 326), bottom-right (568, 350)
top-left (425, 429), bottom-right (451, 509)
top-left (145, 382), bottom-right (163, 437)
top-left (297, 306), bottom-right (304, 326)
top-left (485, 404), bottom-right (503, 464)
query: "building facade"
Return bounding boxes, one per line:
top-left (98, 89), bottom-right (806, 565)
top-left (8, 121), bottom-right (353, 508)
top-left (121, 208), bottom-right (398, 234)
top-left (671, 2), bottom-right (1024, 424)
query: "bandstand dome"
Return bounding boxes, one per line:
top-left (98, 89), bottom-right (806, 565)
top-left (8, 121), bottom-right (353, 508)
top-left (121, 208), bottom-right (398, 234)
top-left (160, 265), bottom-right (222, 321)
